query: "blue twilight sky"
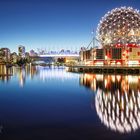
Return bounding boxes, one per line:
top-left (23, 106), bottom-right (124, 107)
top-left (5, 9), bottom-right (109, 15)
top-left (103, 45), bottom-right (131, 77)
top-left (0, 0), bottom-right (140, 52)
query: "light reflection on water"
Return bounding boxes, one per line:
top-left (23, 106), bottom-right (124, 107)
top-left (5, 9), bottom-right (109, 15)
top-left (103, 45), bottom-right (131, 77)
top-left (0, 65), bottom-right (78, 87)
top-left (1, 65), bottom-right (140, 139)
top-left (0, 65), bottom-right (13, 82)
top-left (80, 73), bottom-right (140, 134)
top-left (38, 67), bottom-right (79, 81)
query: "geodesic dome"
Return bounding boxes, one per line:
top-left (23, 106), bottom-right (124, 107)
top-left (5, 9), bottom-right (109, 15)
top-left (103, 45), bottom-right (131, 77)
top-left (97, 7), bottom-right (140, 47)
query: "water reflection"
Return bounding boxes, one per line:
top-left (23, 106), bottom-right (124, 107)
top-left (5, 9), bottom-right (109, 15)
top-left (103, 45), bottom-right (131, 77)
top-left (39, 67), bottom-right (78, 81)
top-left (80, 73), bottom-right (140, 133)
top-left (0, 65), bottom-right (78, 87)
top-left (0, 65), bottom-right (13, 82)
top-left (13, 65), bottom-right (38, 87)
top-left (0, 65), bottom-right (39, 86)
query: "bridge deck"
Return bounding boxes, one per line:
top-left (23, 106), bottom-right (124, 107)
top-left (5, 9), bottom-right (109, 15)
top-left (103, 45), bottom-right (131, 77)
top-left (39, 54), bottom-right (79, 57)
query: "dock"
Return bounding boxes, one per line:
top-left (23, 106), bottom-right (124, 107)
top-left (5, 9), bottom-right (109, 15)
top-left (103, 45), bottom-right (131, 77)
top-left (66, 65), bottom-right (140, 74)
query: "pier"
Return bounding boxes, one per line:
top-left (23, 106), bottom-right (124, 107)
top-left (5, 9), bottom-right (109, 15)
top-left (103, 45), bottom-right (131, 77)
top-left (67, 65), bottom-right (140, 74)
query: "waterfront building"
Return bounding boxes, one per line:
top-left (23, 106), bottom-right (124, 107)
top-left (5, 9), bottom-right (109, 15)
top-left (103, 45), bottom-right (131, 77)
top-left (18, 45), bottom-right (25, 58)
top-left (25, 52), bottom-right (31, 63)
top-left (0, 48), bottom-right (11, 63)
top-left (80, 7), bottom-right (140, 66)
top-left (11, 52), bottom-right (18, 64)
top-left (65, 56), bottom-right (79, 65)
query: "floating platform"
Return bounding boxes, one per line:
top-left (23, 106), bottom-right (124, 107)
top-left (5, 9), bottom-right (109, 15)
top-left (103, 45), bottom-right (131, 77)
top-left (67, 65), bottom-right (140, 74)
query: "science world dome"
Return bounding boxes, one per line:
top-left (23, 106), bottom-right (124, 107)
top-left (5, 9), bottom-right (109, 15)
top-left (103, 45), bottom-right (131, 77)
top-left (97, 7), bottom-right (140, 47)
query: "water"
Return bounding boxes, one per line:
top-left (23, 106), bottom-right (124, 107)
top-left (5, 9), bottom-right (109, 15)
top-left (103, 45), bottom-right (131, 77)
top-left (0, 65), bottom-right (140, 140)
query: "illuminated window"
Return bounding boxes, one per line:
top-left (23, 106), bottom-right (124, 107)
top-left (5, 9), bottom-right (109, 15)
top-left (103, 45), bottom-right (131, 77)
top-left (138, 52), bottom-right (140, 56)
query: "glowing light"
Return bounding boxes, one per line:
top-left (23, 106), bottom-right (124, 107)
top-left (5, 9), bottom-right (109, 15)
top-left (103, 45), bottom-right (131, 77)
top-left (128, 60), bottom-right (139, 66)
top-left (117, 62), bottom-right (121, 65)
top-left (95, 61), bottom-right (104, 66)
top-left (95, 86), bottom-right (140, 134)
top-left (97, 7), bottom-right (140, 46)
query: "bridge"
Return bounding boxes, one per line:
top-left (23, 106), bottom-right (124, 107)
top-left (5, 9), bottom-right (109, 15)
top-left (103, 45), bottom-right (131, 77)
top-left (39, 54), bottom-right (79, 57)
top-left (32, 53), bottom-right (79, 63)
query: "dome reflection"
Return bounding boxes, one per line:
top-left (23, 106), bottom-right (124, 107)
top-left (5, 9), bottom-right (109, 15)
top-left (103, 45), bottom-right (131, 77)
top-left (80, 74), bottom-right (140, 133)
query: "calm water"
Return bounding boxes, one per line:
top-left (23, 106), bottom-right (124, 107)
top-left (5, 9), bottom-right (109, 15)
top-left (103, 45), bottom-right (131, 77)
top-left (0, 65), bottom-right (140, 140)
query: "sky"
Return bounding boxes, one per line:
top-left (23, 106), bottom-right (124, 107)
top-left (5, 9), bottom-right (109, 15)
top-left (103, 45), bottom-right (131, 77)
top-left (0, 0), bottom-right (140, 52)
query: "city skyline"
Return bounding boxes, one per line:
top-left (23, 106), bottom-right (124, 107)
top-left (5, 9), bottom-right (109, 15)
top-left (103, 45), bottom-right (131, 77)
top-left (0, 0), bottom-right (140, 52)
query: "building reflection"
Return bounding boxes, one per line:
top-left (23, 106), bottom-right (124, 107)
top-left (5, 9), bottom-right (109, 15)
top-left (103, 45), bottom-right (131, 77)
top-left (13, 65), bottom-right (38, 87)
top-left (15, 66), bottom-right (79, 87)
top-left (80, 73), bottom-right (140, 133)
top-left (0, 65), bottom-right (38, 86)
top-left (0, 65), bottom-right (78, 87)
top-left (39, 67), bottom-right (78, 81)
top-left (0, 65), bottom-right (13, 82)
